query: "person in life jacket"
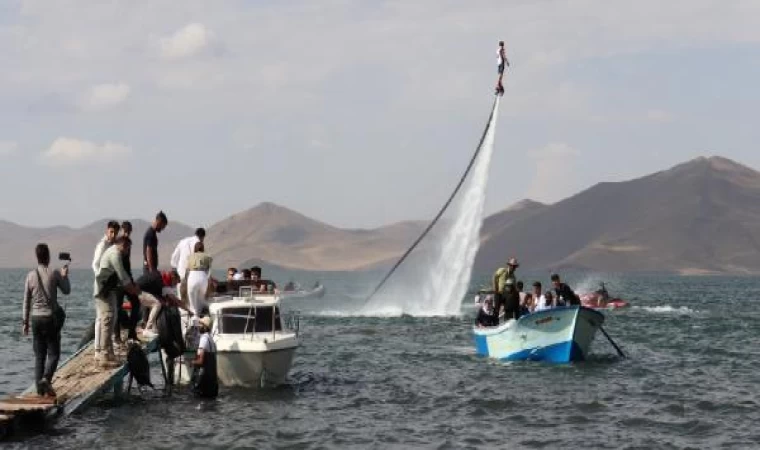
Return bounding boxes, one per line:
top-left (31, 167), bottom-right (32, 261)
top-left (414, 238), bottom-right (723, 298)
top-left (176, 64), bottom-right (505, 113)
top-left (191, 316), bottom-right (218, 398)
top-left (495, 40), bottom-right (510, 96)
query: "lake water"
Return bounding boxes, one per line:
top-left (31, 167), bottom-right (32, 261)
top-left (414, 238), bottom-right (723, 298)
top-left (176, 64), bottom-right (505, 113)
top-left (1, 269), bottom-right (759, 449)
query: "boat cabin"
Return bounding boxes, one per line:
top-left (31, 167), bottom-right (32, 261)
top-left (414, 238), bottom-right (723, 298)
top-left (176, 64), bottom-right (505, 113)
top-left (209, 296), bottom-right (284, 336)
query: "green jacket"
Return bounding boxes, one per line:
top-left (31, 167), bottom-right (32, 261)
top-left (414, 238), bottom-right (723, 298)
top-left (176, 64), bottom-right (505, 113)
top-left (492, 267), bottom-right (515, 294)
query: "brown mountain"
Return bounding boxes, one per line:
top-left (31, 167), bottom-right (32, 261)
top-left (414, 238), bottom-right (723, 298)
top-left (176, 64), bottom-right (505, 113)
top-left (474, 156), bottom-right (760, 275)
top-left (0, 219), bottom-right (194, 269)
top-left (205, 202), bottom-right (426, 271)
top-left (3, 156), bottom-right (759, 275)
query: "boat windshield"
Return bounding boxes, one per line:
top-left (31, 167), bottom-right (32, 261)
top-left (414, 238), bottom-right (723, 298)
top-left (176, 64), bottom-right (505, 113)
top-left (218, 306), bottom-right (283, 334)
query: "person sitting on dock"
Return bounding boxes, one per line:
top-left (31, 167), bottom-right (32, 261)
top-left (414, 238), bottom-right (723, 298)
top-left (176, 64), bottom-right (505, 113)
top-left (191, 316), bottom-right (218, 399)
top-left (23, 243), bottom-right (71, 397)
top-left (94, 236), bottom-right (141, 368)
top-left (551, 274), bottom-right (580, 306)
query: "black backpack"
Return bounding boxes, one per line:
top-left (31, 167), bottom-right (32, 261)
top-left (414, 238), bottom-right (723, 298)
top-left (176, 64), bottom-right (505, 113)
top-left (156, 306), bottom-right (185, 359)
top-left (126, 342), bottom-right (153, 388)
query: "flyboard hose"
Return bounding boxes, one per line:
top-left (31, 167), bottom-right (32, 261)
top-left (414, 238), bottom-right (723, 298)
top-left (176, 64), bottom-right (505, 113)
top-left (364, 97), bottom-right (500, 304)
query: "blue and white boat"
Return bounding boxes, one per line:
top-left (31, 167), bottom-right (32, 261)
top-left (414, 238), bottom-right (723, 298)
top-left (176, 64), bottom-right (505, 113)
top-left (473, 306), bottom-right (605, 363)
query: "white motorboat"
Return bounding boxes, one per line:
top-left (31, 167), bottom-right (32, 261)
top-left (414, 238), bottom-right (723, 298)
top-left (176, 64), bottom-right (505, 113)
top-left (280, 283), bottom-right (326, 301)
top-left (175, 288), bottom-right (300, 388)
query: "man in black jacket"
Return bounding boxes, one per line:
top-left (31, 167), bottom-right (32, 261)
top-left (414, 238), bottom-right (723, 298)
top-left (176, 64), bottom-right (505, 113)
top-left (551, 274), bottom-right (580, 306)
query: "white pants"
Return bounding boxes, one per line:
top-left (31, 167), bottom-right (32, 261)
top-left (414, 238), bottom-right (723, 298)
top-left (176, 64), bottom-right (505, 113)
top-left (187, 270), bottom-right (209, 322)
top-left (137, 292), bottom-right (162, 330)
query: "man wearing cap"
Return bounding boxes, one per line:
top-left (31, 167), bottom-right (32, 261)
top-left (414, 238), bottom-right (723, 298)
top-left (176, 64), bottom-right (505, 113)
top-left (492, 258), bottom-right (519, 323)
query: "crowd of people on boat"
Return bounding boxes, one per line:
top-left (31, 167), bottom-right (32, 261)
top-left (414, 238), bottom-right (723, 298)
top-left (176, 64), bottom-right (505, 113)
top-left (476, 257), bottom-right (580, 327)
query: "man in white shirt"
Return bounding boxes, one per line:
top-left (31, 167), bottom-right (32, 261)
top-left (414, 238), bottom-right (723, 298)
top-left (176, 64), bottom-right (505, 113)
top-left (170, 228), bottom-right (206, 281)
top-left (91, 221), bottom-right (120, 352)
top-left (532, 281), bottom-right (551, 312)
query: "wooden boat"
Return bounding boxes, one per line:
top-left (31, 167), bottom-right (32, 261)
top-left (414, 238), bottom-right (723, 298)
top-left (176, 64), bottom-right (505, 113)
top-left (473, 306), bottom-right (604, 363)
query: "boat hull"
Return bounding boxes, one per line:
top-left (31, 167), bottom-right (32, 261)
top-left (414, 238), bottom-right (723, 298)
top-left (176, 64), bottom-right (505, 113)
top-left (473, 306), bottom-right (604, 363)
top-left (216, 346), bottom-right (297, 387)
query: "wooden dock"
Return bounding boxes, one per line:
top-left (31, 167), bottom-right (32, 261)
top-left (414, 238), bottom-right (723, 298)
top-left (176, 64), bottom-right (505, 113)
top-left (0, 333), bottom-right (159, 440)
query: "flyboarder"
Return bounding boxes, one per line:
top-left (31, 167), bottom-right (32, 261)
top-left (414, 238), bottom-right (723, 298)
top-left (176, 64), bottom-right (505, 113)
top-left (496, 40), bottom-right (509, 96)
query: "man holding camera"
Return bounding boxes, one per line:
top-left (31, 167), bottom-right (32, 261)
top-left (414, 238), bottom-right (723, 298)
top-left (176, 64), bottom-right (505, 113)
top-left (23, 243), bottom-right (71, 397)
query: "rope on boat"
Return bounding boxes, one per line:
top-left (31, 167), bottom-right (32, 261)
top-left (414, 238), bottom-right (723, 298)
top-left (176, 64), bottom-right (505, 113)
top-left (364, 96), bottom-right (500, 304)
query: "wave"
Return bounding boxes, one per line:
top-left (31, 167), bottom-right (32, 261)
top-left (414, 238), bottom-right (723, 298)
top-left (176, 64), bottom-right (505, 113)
top-left (632, 305), bottom-right (697, 314)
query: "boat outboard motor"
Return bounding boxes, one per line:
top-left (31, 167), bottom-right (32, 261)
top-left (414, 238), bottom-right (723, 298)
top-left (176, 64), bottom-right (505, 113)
top-left (156, 306), bottom-right (185, 359)
top-left (126, 342), bottom-right (153, 389)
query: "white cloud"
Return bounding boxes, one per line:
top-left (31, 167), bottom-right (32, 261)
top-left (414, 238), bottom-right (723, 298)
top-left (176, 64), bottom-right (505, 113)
top-left (646, 109), bottom-right (675, 123)
top-left (160, 23), bottom-right (213, 60)
top-left (40, 137), bottom-right (132, 166)
top-left (79, 83), bottom-right (130, 111)
top-left (0, 141), bottom-right (18, 156)
top-left (525, 142), bottom-right (581, 202)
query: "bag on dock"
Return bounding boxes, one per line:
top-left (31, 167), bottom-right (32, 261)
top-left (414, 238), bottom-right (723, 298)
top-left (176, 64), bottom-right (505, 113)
top-left (126, 342), bottom-right (153, 388)
top-left (156, 306), bottom-right (185, 359)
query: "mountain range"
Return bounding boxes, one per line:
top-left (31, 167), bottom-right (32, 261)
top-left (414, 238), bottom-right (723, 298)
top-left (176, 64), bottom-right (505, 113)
top-left (1, 156), bottom-right (759, 275)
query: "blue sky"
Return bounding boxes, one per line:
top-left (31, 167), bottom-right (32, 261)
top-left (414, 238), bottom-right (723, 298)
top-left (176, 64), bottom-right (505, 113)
top-left (0, 1), bottom-right (759, 229)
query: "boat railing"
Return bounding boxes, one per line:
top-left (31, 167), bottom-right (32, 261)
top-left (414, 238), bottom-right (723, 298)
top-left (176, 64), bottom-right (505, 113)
top-left (284, 310), bottom-right (301, 338)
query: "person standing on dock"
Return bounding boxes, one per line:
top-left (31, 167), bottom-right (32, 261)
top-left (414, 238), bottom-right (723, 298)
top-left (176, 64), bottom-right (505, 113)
top-left (492, 257), bottom-right (519, 322)
top-left (92, 221), bottom-right (120, 355)
top-left (23, 243), bottom-right (71, 397)
top-left (170, 227), bottom-right (206, 283)
top-left (94, 236), bottom-right (141, 368)
top-left (116, 221), bottom-right (140, 341)
top-left (143, 211), bottom-right (168, 274)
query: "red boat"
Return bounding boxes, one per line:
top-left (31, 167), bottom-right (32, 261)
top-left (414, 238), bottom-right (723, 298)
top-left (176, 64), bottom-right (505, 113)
top-left (579, 283), bottom-right (629, 310)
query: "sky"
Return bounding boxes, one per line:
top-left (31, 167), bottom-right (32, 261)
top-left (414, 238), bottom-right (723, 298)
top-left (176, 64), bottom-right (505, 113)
top-left (1, 0), bottom-right (759, 230)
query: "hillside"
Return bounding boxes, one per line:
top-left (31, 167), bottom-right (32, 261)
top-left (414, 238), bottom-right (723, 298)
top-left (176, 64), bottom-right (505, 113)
top-left (474, 156), bottom-right (760, 275)
top-left (205, 202), bottom-right (426, 271)
top-left (2, 156), bottom-right (759, 275)
top-left (0, 219), bottom-right (193, 270)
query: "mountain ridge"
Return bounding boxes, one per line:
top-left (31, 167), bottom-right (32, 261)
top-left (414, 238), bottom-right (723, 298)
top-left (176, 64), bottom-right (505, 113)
top-left (1, 155), bottom-right (759, 274)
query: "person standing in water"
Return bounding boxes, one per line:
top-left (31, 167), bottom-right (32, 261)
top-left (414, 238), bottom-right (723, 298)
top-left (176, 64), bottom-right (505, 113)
top-left (191, 316), bottom-right (218, 398)
top-left (496, 40), bottom-right (510, 95)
